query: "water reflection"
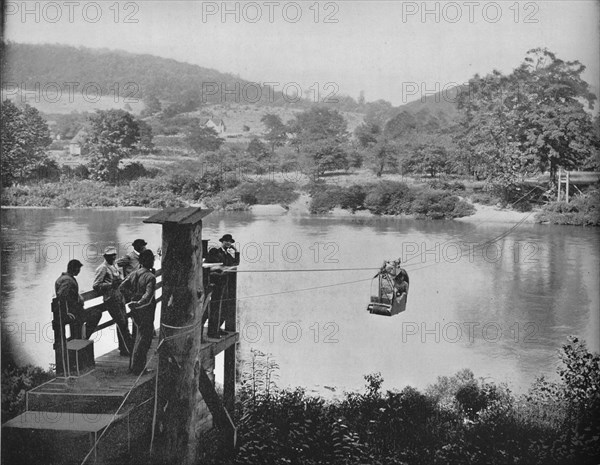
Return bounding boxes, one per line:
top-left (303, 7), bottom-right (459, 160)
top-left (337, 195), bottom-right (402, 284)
top-left (1, 208), bottom-right (598, 395)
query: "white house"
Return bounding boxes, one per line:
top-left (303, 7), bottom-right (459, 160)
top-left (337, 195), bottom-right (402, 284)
top-left (200, 117), bottom-right (226, 134)
top-left (69, 128), bottom-right (87, 155)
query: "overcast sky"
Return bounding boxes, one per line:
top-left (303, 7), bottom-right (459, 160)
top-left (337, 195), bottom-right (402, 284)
top-left (4, 1), bottom-right (599, 105)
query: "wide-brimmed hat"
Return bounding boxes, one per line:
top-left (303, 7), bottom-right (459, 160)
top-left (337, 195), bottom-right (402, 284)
top-left (132, 239), bottom-right (147, 248)
top-left (219, 234), bottom-right (235, 243)
top-left (103, 246), bottom-right (118, 256)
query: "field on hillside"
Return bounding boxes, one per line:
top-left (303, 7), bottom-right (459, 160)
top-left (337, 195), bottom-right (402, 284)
top-left (1, 90), bottom-right (146, 115)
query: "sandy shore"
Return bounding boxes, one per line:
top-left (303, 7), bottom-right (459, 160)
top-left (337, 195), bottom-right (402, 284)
top-left (455, 203), bottom-right (538, 224)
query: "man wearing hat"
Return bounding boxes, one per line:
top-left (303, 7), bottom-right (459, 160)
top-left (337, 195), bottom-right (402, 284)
top-left (93, 246), bottom-right (134, 356)
top-left (204, 234), bottom-right (240, 338)
top-left (117, 239), bottom-right (147, 278)
top-left (55, 259), bottom-right (101, 339)
top-left (205, 234), bottom-right (239, 267)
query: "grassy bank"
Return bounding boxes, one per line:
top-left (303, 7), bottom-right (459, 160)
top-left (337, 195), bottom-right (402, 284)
top-left (0, 178), bottom-right (298, 211)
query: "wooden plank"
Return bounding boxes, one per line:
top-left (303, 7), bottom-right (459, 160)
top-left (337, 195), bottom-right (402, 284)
top-left (198, 367), bottom-right (236, 448)
top-left (3, 411), bottom-right (128, 432)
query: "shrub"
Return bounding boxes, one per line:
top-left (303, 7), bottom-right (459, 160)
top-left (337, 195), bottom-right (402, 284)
top-left (2, 364), bottom-right (54, 423)
top-left (339, 184), bottom-right (367, 212)
top-left (536, 189), bottom-right (600, 226)
top-left (364, 181), bottom-right (413, 215)
top-left (232, 181), bottom-right (298, 206)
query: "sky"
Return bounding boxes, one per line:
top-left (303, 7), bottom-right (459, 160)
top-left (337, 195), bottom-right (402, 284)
top-left (3, 0), bottom-right (600, 105)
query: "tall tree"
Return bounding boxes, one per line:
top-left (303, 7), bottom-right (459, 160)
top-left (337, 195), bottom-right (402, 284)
top-left (457, 48), bottom-right (598, 190)
top-left (1, 100), bottom-right (52, 186)
top-left (260, 114), bottom-right (287, 155)
top-left (84, 109), bottom-right (140, 184)
top-left (288, 106), bottom-right (349, 175)
top-left (186, 126), bottom-right (224, 154)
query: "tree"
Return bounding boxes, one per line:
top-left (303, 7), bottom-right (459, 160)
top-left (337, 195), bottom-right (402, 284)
top-left (247, 137), bottom-right (269, 161)
top-left (260, 114), bottom-right (287, 155)
top-left (1, 100), bottom-right (52, 186)
top-left (384, 111), bottom-right (417, 140)
top-left (287, 106), bottom-right (349, 175)
top-left (186, 126), bottom-right (224, 154)
top-left (457, 48), bottom-right (598, 191)
top-left (84, 109), bottom-right (140, 184)
top-left (366, 138), bottom-right (398, 177)
top-left (354, 120), bottom-right (382, 148)
top-left (136, 119), bottom-right (155, 154)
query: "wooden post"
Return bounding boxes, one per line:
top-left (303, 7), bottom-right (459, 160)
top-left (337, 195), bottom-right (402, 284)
top-left (566, 170), bottom-right (570, 203)
top-left (52, 299), bottom-right (69, 378)
top-left (144, 208), bottom-right (213, 465)
top-left (223, 269), bottom-right (237, 414)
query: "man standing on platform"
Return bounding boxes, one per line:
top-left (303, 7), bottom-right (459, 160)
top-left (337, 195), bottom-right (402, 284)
top-left (55, 259), bottom-right (100, 339)
top-left (120, 249), bottom-right (157, 375)
top-left (117, 238), bottom-right (147, 278)
top-left (204, 234), bottom-right (240, 338)
top-left (93, 246), bottom-right (134, 356)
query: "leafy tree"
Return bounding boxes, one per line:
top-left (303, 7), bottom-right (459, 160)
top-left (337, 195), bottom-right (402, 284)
top-left (366, 139), bottom-right (398, 177)
top-left (186, 126), bottom-right (224, 154)
top-left (136, 119), bottom-right (155, 154)
top-left (84, 109), bottom-right (140, 184)
top-left (354, 120), bottom-right (382, 148)
top-left (1, 100), bottom-right (52, 186)
top-left (261, 114), bottom-right (287, 154)
top-left (288, 106), bottom-right (349, 175)
top-left (247, 137), bottom-right (269, 161)
top-left (457, 48), bottom-right (599, 193)
top-left (303, 140), bottom-right (349, 175)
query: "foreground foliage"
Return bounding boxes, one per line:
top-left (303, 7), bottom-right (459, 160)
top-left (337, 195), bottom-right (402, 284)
top-left (201, 338), bottom-right (599, 465)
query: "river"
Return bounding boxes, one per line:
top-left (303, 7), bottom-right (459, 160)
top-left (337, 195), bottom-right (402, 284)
top-left (1, 207), bottom-right (599, 396)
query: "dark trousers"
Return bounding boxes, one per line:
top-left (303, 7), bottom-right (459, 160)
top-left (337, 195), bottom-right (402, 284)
top-left (75, 309), bottom-right (102, 340)
top-left (105, 299), bottom-right (134, 354)
top-left (130, 305), bottom-right (156, 374)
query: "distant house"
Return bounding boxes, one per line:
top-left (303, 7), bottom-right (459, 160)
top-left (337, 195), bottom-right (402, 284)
top-left (200, 117), bottom-right (226, 134)
top-left (69, 128), bottom-right (88, 155)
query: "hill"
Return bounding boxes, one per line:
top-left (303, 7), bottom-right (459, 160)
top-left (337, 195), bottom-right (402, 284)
top-left (1, 42), bottom-right (304, 108)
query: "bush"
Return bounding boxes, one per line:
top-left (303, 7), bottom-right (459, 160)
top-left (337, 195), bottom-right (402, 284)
top-left (339, 184), bottom-right (367, 212)
top-left (410, 190), bottom-right (475, 219)
top-left (2, 364), bottom-right (54, 423)
top-left (536, 189), bottom-right (600, 226)
top-left (233, 181), bottom-right (298, 206)
top-left (117, 162), bottom-right (159, 182)
top-left (364, 181), bottom-right (414, 215)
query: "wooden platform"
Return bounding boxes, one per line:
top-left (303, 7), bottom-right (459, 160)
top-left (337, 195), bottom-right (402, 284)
top-left (2, 329), bottom-right (238, 465)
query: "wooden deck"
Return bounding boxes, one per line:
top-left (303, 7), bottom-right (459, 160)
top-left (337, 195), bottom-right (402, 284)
top-left (2, 329), bottom-right (238, 464)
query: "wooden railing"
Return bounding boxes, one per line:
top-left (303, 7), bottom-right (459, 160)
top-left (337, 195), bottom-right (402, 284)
top-left (51, 269), bottom-right (163, 376)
